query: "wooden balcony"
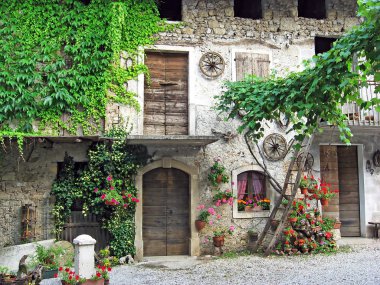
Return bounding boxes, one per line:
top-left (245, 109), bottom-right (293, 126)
top-left (341, 81), bottom-right (380, 126)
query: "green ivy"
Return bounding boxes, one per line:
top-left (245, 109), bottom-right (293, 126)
top-left (0, 0), bottom-right (169, 140)
top-left (52, 126), bottom-right (149, 257)
top-left (216, 0), bottom-right (379, 145)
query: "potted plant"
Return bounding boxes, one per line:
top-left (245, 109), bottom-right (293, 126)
top-left (270, 219), bottom-right (280, 230)
top-left (247, 229), bottom-right (258, 242)
top-left (213, 189), bottom-right (234, 206)
top-left (32, 244), bottom-right (65, 279)
top-left (257, 198), bottom-right (270, 210)
top-left (307, 176), bottom-right (318, 193)
top-left (315, 182), bottom-right (339, 206)
top-left (288, 211), bottom-right (298, 223)
top-left (237, 199), bottom-right (246, 211)
top-left (208, 159), bottom-right (229, 187)
top-left (55, 267), bottom-right (85, 285)
top-left (95, 265), bottom-right (111, 285)
top-left (299, 176), bottom-right (309, 193)
top-left (195, 205), bottom-right (210, 231)
top-left (212, 225), bottom-right (234, 247)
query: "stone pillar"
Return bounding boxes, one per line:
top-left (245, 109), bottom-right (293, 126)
top-left (73, 235), bottom-right (96, 279)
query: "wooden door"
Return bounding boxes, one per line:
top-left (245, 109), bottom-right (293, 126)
top-left (143, 168), bottom-right (189, 256)
top-left (337, 146), bottom-right (360, 236)
top-left (144, 52), bottom-right (188, 135)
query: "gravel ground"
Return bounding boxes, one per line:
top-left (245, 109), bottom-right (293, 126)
top-left (109, 243), bottom-right (380, 285)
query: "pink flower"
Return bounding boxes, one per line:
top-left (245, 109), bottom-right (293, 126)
top-left (110, 186), bottom-right (114, 190)
top-left (127, 194), bottom-right (132, 198)
top-left (222, 198), bottom-right (226, 203)
top-left (209, 220), bottom-right (213, 225)
top-left (107, 175), bottom-right (112, 181)
top-left (122, 195), bottom-right (126, 199)
top-left (94, 188), bottom-right (98, 193)
top-left (197, 204), bottom-right (205, 210)
top-left (123, 203), bottom-right (128, 208)
top-left (101, 194), bottom-right (106, 200)
top-left (226, 189), bottom-right (231, 193)
top-left (231, 181), bottom-right (235, 185)
top-left (215, 201), bottom-right (221, 207)
top-left (217, 214), bottom-right (222, 219)
top-left (208, 208), bottom-right (216, 215)
top-left (229, 225), bottom-right (235, 231)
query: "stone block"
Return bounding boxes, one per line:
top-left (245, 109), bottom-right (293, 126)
top-left (208, 20), bottom-right (219, 28)
top-left (225, 7), bottom-right (234, 17)
top-left (280, 18), bottom-right (299, 31)
top-left (74, 235), bottom-right (96, 279)
top-left (213, 28), bottom-right (226, 35)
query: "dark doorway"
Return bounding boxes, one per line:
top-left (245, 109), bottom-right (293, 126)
top-left (234, 0), bottom-right (262, 19)
top-left (158, 0), bottom-right (182, 21)
top-left (298, 0), bottom-right (326, 19)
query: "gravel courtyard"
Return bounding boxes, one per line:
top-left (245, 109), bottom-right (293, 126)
top-left (110, 241), bottom-right (380, 285)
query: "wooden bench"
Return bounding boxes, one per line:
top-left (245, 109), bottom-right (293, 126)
top-left (368, 222), bottom-right (380, 239)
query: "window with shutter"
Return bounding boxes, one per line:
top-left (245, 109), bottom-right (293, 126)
top-left (235, 52), bottom-right (270, 81)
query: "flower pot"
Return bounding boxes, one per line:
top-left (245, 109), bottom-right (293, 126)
top-left (252, 205), bottom-right (263, 211)
top-left (213, 236), bottom-right (225, 247)
top-left (81, 279), bottom-right (104, 285)
top-left (245, 206), bottom-right (253, 212)
top-left (248, 232), bottom-right (258, 242)
top-left (288, 217), bottom-right (297, 223)
top-left (104, 280), bottom-right (109, 285)
top-left (216, 175), bottom-right (223, 183)
top-left (195, 220), bottom-right (206, 231)
top-left (300, 188), bottom-right (308, 195)
top-left (334, 221), bottom-right (342, 229)
top-left (307, 188), bottom-right (315, 194)
top-left (320, 198), bottom-right (329, 206)
top-left (42, 268), bottom-right (58, 279)
top-left (270, 219), bottom-right (280, 230)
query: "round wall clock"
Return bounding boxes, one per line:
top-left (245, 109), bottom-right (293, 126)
top-left (263, 133), bottom-right (288, 161)
top-left (199, 52), bottom-right (225, 78)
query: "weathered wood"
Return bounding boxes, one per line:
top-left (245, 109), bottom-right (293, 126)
top-left (338, 146), bottom-right (360, 237)
top-left (235, 52), bottom-right (270, 81)
top-left (144, 52), bottom-right (188, 135)
top-left (143, 168), bottom-right (189, 256)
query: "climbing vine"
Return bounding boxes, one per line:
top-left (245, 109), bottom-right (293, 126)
top-left (0, 0), bottom-right (169, 146)
top-left (216, 0), bottom-right (379, 144)
top-left (52, 126), bottom-right (150, 257)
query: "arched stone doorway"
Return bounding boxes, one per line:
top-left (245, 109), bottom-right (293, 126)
top-left (135, 158), bottom-right (200, 260)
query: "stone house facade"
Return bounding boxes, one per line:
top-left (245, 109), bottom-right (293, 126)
top-left (2, 0), bottom-right (378, 261)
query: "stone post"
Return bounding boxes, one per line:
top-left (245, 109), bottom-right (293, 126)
top-left (73, 234), bottom-right (96, 279)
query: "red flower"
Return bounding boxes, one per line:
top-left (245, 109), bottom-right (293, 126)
top-left (127, 193), bottom-right (132, 198)
top-left (101, 194), bottom-right (106, 200)
top-left (65, 268), bottom-right (70, 272)
top-left (325, 232), bottom-right (333, 239)
top-left (107, 267), bottom-right (111, 272)
top-left (59, 267), bottom-right (63, 271)
top-left (101, 266), bottom-right (106, 271)
top-left (96, 272), bottom-right (101, 278)
top-left (69, 276), bottom-right (73, 280)
top-left (54, 273), bottom-right (58, 278)
top-left (75, 275), bottom-right (79, 281)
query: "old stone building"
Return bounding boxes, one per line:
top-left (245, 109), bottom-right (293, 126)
top-left (2, 0), bottom-right (378, 261)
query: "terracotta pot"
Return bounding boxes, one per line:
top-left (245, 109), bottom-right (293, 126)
top-left (289, 217), bottom-right (297, 223)
top-left (320, 198), bottom-right (329, 206)
top-left (216, 174), bottom-right (223, 183)
top-left (252, 205), bottom-right (263, 212)
top-left (334, 221), bottom-right (342, 229)
top-left (300, 188), bottom-right (308, 195)
top-left (307, 188), bottom-right (315, 194)
top-left (104, 280), bottom-right (109, 285)
top-left (213, 236), bottom-right (225, 247)
top-left (245, 206), bottom-right (253, 212)
top-left (195, 220), bottom-right (206, 231)
top-left (81, 279), bottom-right (104, 285)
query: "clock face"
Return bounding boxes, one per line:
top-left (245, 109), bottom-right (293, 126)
top-left (263, 133), bottom-right (288, 161)
top-left (199, 52), bottom-right (225, 78)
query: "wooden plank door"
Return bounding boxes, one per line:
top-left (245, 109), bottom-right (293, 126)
top-left (143, 168), bottom-right (189, 256)
top-left (144, 52), bottom-right (188, 135)
top-left (337, 146), bottom-right (361, 236)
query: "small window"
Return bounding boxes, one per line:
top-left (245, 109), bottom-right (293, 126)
top-left (298, 0), bottom-right (326, 19)
top-left (158, 0), bottom-right (182, 21)
top-left (237, 171), bottom-right (266, 211)
top-left (234, 0), bottom-right (262, 20)
top-left (315, 37), bottom-right (337, 55)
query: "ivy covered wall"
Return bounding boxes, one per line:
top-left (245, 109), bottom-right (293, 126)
top-left (0, 0), bottom-right (166, 137)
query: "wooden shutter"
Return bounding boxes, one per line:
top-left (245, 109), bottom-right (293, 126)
top-left (235, 52), bottom-right (270, 81)
top-left (144, 52), bottom-right (188, 135)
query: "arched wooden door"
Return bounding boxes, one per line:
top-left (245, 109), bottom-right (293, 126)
top-left (143, 168), bottom-right (190, 256)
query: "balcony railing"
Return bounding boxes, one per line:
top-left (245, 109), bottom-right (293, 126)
top-left (341, 81), bottom-right (380, 126)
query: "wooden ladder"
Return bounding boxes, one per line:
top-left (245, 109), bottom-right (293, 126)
top-left (252, 134), bottom-right (315, 256)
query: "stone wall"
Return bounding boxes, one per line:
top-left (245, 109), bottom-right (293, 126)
top-left (157, 0), bottom-right (359, 47)
top-left (0, 140), bottom-right (90, 247)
